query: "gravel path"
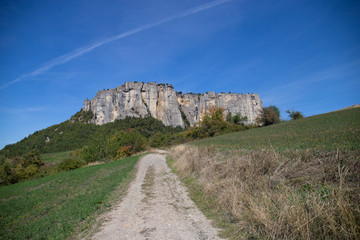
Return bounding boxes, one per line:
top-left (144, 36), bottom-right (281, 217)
top-left (91, 153), bottom-right (223, 240)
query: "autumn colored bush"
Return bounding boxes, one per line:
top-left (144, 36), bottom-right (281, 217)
top-left (57, 157), bottom-right (85, 171)
top-left (0, 151), bottom-right (43, 185)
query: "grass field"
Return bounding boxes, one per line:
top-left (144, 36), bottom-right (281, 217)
top-left (41, 150), bottom-right (74, 163)
top-left (0, 155), bottom-right (142, 240)
top-left (193, 108), bottom-right (360, 151)
top-left (170, 108), bottom-right (360, 239)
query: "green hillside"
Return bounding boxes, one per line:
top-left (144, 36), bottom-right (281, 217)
top-left (194, 107), bottom-right (360, 151)
top-left (0, 115), bottom-right (182, 157)
top-left (0, 154), bottom-right (141, 240)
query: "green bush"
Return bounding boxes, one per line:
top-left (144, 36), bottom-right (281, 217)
top-left (79, 138), bottom-right (108, 163)
top-left (257, 106), bottom-right (281, 126)
top-left (57, 157), bottom-right (85, 171)
top-left (22, 150), bottom-right (43, 167)
top-left (106, 129), bottom-right (147, 159)
top-left (185, 107), bottom-right (245, 139)
top-left (0, 159), bottom-right (17, 185)
top-left (78, 129), bottom-right (147, 162)
top-left (0, 151), bottom-right (43, 185)
top-left (286, 109), bottom-right (305, 120)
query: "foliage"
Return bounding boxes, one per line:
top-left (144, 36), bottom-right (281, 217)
top-left (185, 107), bottom-right (245, 139)
top-left (78, 129), bottom-right (146, 163)
top-left (106, 129), bottom-right (146, 159)
top-left (77, 138), bottom-right (108, 163)
top-left (22, 150), bottom-right (43, 167)
top-left (0, 121), bottom-right (98, 157)
top-left (149, 132), bottom-right (185, 148)
top-left (70, 109), bottom-right (94, 123)
top-left (286, 109), bottom-right (305, 120)
top-left (1, 116), bottom-right (185, 185)
top-left (179, 108), bottom-right (190, 128)
top-left (0, 116), bottom-right (183, 157)
top-left (57, 157), bottom-right (85, 171)
top-left (0, 151), bottom-right (43, 185)
top-left (116, 146), bottom-right (133, 159)
top-left (257, 106), bottom-right (281, 126)
top-left (268, 105), bottom-right (281, 118)
top-left (0, 155), bottom-right (140, 240)
top-left (226, 112), bottom-right (248, 125)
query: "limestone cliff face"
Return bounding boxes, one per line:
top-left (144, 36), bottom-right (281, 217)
top-left (177, 91), bottom-right (262, 126)
top-left (83, 82), bottom-right (263, 127)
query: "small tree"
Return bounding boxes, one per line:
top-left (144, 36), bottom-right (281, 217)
top-left (257, 106), bottom-right (281, 126)
top-left (268, 105), bottom-right (281, 119)
top-left (226, 112), bottom-right (232, 122)
top-left (226, 112), bottom-right (248, 125)
top-left (286, 109), bottom-right (304, 120)
top-left (233, 113), bottom-right (248, 125)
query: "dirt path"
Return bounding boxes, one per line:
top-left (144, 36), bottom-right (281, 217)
top-left (91, 153), bottom-right (223, 240)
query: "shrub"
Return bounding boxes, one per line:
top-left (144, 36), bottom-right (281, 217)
top-left (115, 146), bottom-right (133, 159)
top-left (226, 112), bottom-right (248, 125)
top-left (286, 109), bottom-right (305, 120)
top-left (106, 129), bottom-right (147, 159)
top-left (78, 137), bottom-right (108, 163)
top-left (79, 129), bottom-right (147, 162)
top-left (257, 106), bottom-right (281, 126)
top-left (22, 150), bottom-right (43, 167)
top-left (0, 159), bottom-right (16, 185)
top-left (0, 151), bottom-right (43, 185)
top-left (268, 105), bottom-right (280, 118)
top-left (185, 107), bottom-right (245, 139)
top-left (57, 157), bottom-right (85, 171)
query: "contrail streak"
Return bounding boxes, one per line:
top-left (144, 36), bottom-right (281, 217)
top-left (1, 0), bottom-right (233, 90)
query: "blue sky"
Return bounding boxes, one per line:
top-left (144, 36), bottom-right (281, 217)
top-left (0, 0), bottom-right (359, 149)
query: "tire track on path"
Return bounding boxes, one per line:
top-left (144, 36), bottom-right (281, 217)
top-left (91, 153), bottom-right (223, 240)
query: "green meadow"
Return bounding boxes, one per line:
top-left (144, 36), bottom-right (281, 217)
top-left (41, 150), bottom-right (74, 163)
top-left (0, 155), bottom-right (141, 240)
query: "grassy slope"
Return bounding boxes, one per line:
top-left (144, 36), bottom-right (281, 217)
top-left (194, 108), bottom-right (360, 151)
top-left (169, 108), bottom-right (360, 239)
top-left (41, 150), bottom-right (74, 163)
top-left (0, 155), bottom-right (142, 240)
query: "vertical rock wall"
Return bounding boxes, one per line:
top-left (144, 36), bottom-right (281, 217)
top-left (83, 82), bottom-right (263, 127)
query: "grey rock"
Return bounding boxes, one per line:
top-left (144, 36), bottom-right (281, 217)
top-left (83, 82), bottom-right (263, 127)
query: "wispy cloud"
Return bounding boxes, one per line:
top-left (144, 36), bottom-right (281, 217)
top-left (0, 0), bottom-right (233, 90)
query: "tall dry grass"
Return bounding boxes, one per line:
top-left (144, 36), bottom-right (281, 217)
top-left (170, 145), bottom-right (360, 239)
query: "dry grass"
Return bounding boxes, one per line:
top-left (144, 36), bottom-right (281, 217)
top-left (170, 145), bottom-right (360, 239)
